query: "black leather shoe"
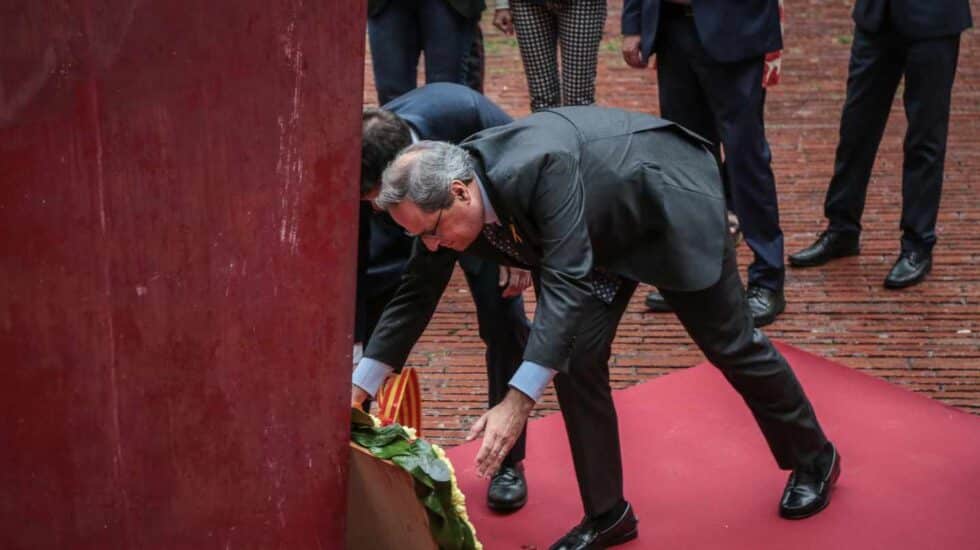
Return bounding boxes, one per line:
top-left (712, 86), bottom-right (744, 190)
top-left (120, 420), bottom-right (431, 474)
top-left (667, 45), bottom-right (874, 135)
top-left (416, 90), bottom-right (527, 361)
top-left (789, 231), bottom-right (860, 267)
top-left (550, 503), bottom-right (639, 550)
top-left (780, 444), bottom-right (841, 519)
top-left (644, 291), bottom-right (673, 313)
top-left (747, 285), bottom-right (785, 327)
top-left (883, 251), bottom-right (932, 289)
top-left (487, 463), bottom-right (527, 511)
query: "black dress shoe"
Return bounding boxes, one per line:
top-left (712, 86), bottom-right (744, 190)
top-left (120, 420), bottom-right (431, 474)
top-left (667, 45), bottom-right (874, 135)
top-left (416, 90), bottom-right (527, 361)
top-left (884, 251), bottom-right (932, 289)
top-left (644, 291), bottom-right (673, 313)
top-left (780, 443), bottom-right (841, 519)
top-left (550, 503), bottom-right (638, 550)
top-left (789, 231), bottom-right (860, 267)
top-left (747, 285), bottom-right (785, 327)
top-left (487, 464), bottom-right (527, 511)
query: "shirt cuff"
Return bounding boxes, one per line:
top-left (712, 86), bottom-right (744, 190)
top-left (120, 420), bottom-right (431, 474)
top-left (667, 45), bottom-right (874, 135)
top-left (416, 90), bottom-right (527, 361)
top-left (496, 0), bottom-right (509, 9)
top-left (508, 361), bottom-right (557, 403)
top-left (352, 357), bottom-right (395, 398)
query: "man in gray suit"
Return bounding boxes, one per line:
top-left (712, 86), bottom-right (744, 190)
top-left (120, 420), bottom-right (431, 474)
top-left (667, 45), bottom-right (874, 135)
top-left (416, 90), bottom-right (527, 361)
top-left (352, 107), bottom-right (839, 550)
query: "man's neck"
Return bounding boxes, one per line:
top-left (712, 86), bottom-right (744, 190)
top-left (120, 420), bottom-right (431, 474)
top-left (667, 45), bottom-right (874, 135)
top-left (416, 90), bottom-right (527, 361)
top-left (473, 174), bottom-right (499, 225)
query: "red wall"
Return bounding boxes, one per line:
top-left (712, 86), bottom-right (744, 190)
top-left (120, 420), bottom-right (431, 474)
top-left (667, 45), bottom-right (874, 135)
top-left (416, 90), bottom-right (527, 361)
top-left (0, 1), bottom-right (363, 547)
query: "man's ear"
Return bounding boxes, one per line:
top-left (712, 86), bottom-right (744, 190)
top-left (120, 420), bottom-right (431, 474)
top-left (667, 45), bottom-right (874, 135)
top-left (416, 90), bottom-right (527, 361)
top-left (451, 179), bottom-right (473, 203)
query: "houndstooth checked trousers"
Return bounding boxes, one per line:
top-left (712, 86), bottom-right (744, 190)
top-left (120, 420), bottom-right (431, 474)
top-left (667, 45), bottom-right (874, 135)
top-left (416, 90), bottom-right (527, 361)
top-left (510, 0), bottom-right (607, 111)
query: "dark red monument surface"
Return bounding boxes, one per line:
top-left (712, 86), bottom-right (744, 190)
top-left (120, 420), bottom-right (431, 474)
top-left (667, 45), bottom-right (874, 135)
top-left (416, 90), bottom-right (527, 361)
top-left (0, 1), bottom-right (363, 547)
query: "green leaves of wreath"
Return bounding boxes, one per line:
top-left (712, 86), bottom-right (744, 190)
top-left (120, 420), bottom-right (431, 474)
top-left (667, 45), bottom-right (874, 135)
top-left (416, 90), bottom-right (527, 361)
top-left (351, 408), bottom-right (481, 550)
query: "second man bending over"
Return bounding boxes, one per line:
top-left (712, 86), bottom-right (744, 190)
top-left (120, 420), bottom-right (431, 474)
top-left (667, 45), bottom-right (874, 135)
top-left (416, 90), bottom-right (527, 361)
top-left (356, 83), bottom-right (533, 512)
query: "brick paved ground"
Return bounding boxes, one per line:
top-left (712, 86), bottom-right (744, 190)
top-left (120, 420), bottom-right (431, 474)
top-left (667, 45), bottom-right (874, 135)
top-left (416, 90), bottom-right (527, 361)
top-left (361, 0), bottom-right (980, 447)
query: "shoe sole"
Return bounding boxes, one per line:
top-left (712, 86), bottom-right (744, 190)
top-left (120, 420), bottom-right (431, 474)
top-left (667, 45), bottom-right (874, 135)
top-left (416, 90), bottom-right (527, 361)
top-left (486, 495), bottom-right (528, 512)
top-left (602, 526), bottom-right (639, 548)
top-left (788, 248), bottom-right (860, 268)
top-left (883, 263), bottom-right (932, 290)
top-left (779, 453), bottom-right (842, 520)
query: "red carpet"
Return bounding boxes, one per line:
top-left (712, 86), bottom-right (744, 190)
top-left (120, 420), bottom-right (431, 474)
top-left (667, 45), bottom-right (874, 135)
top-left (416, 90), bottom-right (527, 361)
top-left (447, 343), bottom-right (980, 549)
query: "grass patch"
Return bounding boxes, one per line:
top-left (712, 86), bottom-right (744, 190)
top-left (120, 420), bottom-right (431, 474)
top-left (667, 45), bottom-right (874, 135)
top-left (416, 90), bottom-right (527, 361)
top-left (485, 36), bottom-right (519, 54)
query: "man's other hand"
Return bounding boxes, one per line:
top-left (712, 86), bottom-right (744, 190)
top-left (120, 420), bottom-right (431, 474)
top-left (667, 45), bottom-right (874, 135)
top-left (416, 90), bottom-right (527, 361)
top-left (499, 266), bottom-right (532, 298)
top-left (351, 385), bottom-right (370, 411)
top-left (493, 9), bottom-right (514, 35)
top-left (621, 35), bottom-right (648, 68)
top-left (467, 389), bottom-right (534, 478)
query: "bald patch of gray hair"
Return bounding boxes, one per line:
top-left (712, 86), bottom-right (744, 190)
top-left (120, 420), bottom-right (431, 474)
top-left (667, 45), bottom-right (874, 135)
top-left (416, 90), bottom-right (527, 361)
top-left (375, 140), bottom-right (474, 213)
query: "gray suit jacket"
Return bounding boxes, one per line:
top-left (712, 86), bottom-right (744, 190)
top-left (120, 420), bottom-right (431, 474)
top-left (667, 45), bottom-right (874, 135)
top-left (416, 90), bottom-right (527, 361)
top-left (365, 107), bottom-right (727, 373)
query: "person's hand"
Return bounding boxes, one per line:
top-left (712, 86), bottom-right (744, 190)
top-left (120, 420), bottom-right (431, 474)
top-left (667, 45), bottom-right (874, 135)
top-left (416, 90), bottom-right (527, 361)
top-left (351, 385), bottom-right (370, 411)
top-left (352, 342), bottom-right (363, 366)
top-left (499, 266), bottom-right (532, 298)
top-left (621, 35), bottom-right (647, 68)
top-left (467, 389), bottom-right (534, 478)
top-left (493, 9), bottom-right (514, 35)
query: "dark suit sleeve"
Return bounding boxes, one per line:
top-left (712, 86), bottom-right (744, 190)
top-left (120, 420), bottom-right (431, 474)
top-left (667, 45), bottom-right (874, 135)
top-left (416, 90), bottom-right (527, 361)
top-left (622, 0), bottom-right (642, 35)
top-left (362, 240), bottom-right (458, 371)
top-left (354, 204), bottom-right (372, 343)
top-left (522, 153), bottom-right (596, 373)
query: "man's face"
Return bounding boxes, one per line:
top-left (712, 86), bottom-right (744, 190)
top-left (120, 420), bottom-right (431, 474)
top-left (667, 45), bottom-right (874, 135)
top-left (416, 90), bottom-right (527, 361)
top-left (388, 180), bottom-right (484, 252)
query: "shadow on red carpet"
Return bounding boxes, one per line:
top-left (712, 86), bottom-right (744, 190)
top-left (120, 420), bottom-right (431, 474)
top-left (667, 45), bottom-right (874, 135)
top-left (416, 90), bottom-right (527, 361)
top-left (446, 342), bottom-right (980, 550)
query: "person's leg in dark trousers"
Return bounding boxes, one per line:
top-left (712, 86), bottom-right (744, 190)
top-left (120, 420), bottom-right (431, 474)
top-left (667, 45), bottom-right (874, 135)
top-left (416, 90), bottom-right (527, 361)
top-left (656, 9), bottom-right (785, 292)
top-left (660, 241), bottom-right (829, 470)
top-left (549, 279), bottom-right (639, 518)
top-left (654, 11), bottom-right (724, 193)
top-left (368, 1), bottom-right (423, 105)
top-left (823, 26), bottom-right (905, 237)
top-left (645, 11), bottom-right (724, 312)
top-left (512, 0), bottom-right (562, 111)
top-left (461, 21), bottom-right (486, 94)
top-left (419, 0), bottom-right (477, 88)
top-left (697, 57), bottom-right (784, 292)
top-left (555, 0), bottom-right (607, 106)
top-left (898, 34), bottom-right (961, 255)
top-left (458, 255), bottom-right (531, 465)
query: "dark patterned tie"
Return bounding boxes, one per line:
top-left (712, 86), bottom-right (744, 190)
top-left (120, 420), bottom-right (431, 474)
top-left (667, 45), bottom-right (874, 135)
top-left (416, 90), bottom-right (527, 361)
top-left (481, 223), bottom-right (620, 305)
top-left (591, 268), bottom-right (621, 305)
top-left (482, 223), bottom-right (530, 265)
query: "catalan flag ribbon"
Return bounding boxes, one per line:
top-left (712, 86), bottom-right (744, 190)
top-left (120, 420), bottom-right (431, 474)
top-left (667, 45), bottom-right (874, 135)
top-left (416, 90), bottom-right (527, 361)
top-left (376, 367), bottom-right (423, 436)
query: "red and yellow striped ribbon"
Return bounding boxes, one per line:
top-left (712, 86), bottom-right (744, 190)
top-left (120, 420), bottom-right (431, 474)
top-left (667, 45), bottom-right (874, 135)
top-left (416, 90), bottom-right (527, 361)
top-left (376, 367), bottom-right (422, 436)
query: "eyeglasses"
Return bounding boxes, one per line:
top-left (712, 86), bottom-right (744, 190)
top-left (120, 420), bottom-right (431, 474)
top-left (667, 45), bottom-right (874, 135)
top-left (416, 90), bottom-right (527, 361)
top-left (406, 209), bottom-right (443, 241)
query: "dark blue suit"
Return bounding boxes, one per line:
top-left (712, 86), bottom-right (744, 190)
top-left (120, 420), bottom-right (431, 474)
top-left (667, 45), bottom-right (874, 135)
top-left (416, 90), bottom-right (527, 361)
top-left (853, 0), bottom-right (972, 40)
top-left (823, 0), bottom-right (972, 255)
top-left (367, 0), bottom-right (484, 105)
top-left (356, 83), bottom-right (531, 464)
top-left (622, 0), bottom-right (781, 64)
top-left (623, 0), bottom-right (786, 292)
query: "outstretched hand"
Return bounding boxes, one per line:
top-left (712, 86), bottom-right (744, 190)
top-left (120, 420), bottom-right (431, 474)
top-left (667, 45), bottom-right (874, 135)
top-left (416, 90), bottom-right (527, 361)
top-left (467, 389), bottom-right (534, 478)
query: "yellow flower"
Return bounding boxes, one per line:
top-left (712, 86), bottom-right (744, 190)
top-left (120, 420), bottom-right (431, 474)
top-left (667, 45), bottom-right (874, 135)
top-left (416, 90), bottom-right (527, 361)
top-left (433, 443), bottom-right (483, 550)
